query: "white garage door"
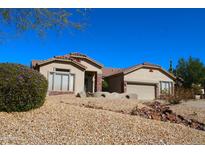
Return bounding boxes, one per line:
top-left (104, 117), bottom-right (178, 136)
top-left (126, 83), bottom-right (155, 100)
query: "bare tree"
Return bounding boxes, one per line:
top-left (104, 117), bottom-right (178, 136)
top-left (0, 8), bottom-right (88, 41)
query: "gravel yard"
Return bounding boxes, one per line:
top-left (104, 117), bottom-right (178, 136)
top-left (50, 95), bottom-right (148, 114)
top-left (0, 95), bottom-right (205, 144)
top-left (170, 100), bottom-right (205, 123)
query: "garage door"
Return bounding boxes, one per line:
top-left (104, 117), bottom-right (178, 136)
top-left (126, 83), bottom-right (156, 100)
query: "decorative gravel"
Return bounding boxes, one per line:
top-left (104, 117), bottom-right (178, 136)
top-left (0, 95), bottom-right (205, 144)
top-left (169, 100), bottom-right (205, 124)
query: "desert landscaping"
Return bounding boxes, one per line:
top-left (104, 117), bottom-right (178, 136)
top-left (0, 94), bottom-right (205, 145)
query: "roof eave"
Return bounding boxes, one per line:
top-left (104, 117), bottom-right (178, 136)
top-left (70, 55), bottom-right (103, 68)
top-left (37, 58), bottom-right (87, 70)
top-left (123, 65), bottom-right (176, 80)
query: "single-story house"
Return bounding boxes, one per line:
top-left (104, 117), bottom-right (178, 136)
top-left (32, 52), bottom-right (176, 100)
top-left (31, 52), bottom-right (103, 95)
top-left (103, 63), bottom-right (176, 100)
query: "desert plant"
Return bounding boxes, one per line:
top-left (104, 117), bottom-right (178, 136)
top-left (161, 87), bottom-right (194, 104)
top-left (192, 84), bottom-right (202, 95)
top-left (0, 63), bottom-right (48, 112)
top-left (102, 80), bottom-right (109, 91)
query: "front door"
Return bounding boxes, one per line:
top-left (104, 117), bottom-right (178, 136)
top-left (84, 72), bottom-right (95, 93)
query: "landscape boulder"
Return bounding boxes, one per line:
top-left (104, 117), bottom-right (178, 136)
top-left (76, 91), bottom-right (87, 98)
top-left (122, 93), bottom-right (138, 99)
top-left (93, 92), bottom-right (111, 98)
top-left (92, 92), bottom-right (138, 99)
top-left (110, 92), bottom-right (122, 98)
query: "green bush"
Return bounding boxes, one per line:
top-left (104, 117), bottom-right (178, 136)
top-left (192, 84), bottom-right (202, 95)
top-left (102, 80), bottom-right (109, 91)
top-left (0, 63), bottom-right (48, 112)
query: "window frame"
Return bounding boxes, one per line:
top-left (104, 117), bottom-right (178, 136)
top-left (54, 68), bottom-right (70, 73)
top-left (48, 71), bottom-right (75, 92)
top-left (160, 81), bottom-right (173, 95)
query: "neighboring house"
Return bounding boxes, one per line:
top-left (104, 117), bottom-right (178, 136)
top-left (31, 52), bottom-right (103, 95)
top-left (103, 63), bottom-right (176, 100)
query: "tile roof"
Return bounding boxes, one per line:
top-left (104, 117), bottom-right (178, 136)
top-left (31, 57), bottom-right (86, 70)
top-left (122, 62), bottom-right (161, 73)
top-left (103, 62), bottom-right (176, 80)
top-left (31, 60), bottom-right (44, 68)
top-left (31, 52), bottom-right (103, 69)
top-left (102, 68), bottom-right (123, 77)
top-left (54, 52), bottom-right (103, 68)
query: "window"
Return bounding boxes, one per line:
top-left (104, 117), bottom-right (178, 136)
top-left (160, 81), bottom-right (173, 95)
top-left (55, 68), bottom-right (70, 72)
top-left (48, 72), bottom-right (75, 92)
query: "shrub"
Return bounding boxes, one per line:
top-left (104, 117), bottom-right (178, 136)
top-left (102, 80), bottom-right (109, 91)
top-left (161, 87), bottom-right (194, 104)
top-left (0, 63), bottom-right (48, 112)
top-left (192, 84), bottom-right (202, 95)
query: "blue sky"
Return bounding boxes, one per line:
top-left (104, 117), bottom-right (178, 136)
top-left (0, 9), bottom-right (205, 70)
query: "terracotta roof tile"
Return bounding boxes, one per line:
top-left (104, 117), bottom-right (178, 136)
top-left (69, 52), bottom-right (87, 57)
top-left (103, 62), bottom-right (176, 80)
top-left (102, 68), bottom-right (123, 77)
top-left (68, 52), bottom-right (103, 67)
top-left (31, 60), bottom-right (44, 68)
top-left (31, 52), bottom-right (103, 69)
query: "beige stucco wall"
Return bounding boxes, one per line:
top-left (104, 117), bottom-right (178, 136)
top-left (124, 68), bottom-right (175, 96)
top-left (106, 74), bottom-right (123, 93)
top-left (80, 59), bottom-right (102, 74)
top-left (39, 62), bottom-right (85, 94)
top-left (124, 68), bottom-right (174, 83)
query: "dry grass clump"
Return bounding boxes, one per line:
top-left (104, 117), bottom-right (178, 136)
top-left (160, 87), bottom-right (194, 104)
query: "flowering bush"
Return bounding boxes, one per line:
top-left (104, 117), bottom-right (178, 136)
top-left (0, 63), bottom-right (48, 112)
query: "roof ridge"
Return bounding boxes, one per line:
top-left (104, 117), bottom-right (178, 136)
top-left (69, 52), bottom-right (87, 57)
top-left (142, 62), bottom-right (161, 67)
top-left (103, 62), bottom-right (175, 79)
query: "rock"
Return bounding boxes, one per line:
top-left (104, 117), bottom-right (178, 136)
top-left (110, 92), bottom-right (121, 98)
top-left (161, 114), bottom-right (168, 121)
top-left (122, 93), bottom-right (138, 99)
top-left (92, 92), bottom-right (138, 99)
top-left (151, 112), bottom-right (162, 121)
top-left (176, 115), bottom-right (183, 123)
top-left (76, 91), bottom-right (87, 98)
top-left (167, 113), bottom-right (177, 122)
top-left (130, 106), bottom-right (140, 115)
top-left (195, 95), bottom-right (201, 100)
top-left (87, 92), bottom-right (94, 97)
top-left (191, 121), bottom-right (201, 129)
top-left (93, 92), bottom-right (110, 98)
top-left (131, 101), bottom-right (205, 132)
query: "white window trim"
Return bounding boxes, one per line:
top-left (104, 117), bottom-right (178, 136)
top-left (48, 71), bottom-right (75, 92)
top-left (160, 81), bottom-right (173, 95)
